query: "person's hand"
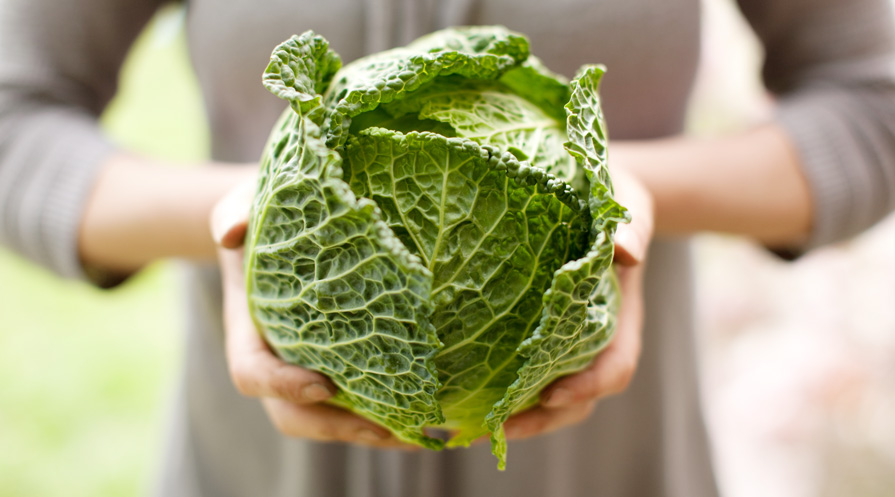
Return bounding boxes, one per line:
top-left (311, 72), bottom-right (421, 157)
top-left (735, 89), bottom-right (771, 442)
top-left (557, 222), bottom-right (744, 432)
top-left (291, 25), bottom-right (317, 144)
top-left (211, 179), bottom-right (416, 449)
top-left (502, 166), bottom-right (654, 440)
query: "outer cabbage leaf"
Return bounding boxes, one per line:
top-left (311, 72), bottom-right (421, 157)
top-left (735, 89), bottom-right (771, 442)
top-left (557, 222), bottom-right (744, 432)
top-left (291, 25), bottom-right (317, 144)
top-left (322, 26), bottom-right (530, 147)
top-left (563, 66), bottom-right (628, 230)
top-left (343, 128), bottom-right (590, 445)
top-left (485, 65), bottom-right (628, 469)
top-left (262, 31), bottom-right (342, 122)
top-left (245, 111), bottom-right (445, 449)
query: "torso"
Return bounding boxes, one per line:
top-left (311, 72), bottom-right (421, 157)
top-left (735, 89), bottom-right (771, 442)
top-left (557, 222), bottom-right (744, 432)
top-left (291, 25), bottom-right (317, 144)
top-left (185, 0), bottom-right (700, 161)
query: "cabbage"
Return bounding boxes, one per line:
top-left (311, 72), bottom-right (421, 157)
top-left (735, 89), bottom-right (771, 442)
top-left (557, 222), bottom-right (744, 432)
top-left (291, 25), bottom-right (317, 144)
top-left (245, 26), bottom-right (628, 469)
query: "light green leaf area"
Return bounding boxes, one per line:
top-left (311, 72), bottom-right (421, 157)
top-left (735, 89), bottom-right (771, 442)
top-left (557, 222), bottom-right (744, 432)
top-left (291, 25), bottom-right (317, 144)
top-left (343, 128), bottom-right (590, 444)
top-left (245, 112), bottom-right (445, 449)
top-left (484, 65), bottom-right (629, 469)
top-left (377, 78), bottom-right (579, 186)
top-left (321, 26), bottom-right (530, 147)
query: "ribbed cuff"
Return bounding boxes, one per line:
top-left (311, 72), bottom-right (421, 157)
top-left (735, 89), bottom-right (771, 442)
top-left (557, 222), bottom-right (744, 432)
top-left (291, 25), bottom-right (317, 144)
top-left (44, 124), bottom-right (117, 281)
top-left (2, 109), bottom-right (117, 283)
top-left (775, 92), bottom-right (855, 252)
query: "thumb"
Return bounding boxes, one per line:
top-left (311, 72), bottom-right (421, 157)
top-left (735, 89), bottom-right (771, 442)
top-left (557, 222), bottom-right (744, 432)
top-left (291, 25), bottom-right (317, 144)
top-left (610, 168), bottom-right (654, 266)
top-left (211, 180), bottom-right (256, 249)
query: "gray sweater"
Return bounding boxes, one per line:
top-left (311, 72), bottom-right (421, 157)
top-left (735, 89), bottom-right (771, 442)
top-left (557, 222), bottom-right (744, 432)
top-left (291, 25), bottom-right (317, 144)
top-left (2, 1), bottom-right (894, 496)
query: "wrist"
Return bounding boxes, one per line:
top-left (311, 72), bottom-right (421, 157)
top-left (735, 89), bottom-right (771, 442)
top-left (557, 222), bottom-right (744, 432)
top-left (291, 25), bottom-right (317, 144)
top-left (167, 163), bottom-right (258, 260)
top-left (611, 127), bottom-right (812, 246)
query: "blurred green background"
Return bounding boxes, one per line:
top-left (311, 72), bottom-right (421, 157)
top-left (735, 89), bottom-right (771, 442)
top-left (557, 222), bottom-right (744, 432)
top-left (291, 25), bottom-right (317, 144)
top-left (0, 7), bottom-right (202, 497)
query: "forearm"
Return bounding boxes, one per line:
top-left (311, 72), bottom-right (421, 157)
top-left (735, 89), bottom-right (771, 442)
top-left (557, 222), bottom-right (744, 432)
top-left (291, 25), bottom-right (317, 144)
top-left (78, 154), bottom-right (256, 274)
top-left (616, 123), bottom-right (813, 247)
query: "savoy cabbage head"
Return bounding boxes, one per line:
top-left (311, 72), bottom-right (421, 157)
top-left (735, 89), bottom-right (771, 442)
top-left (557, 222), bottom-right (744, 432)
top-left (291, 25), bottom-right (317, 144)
top-left (245, 26), bottom-right (628, 469)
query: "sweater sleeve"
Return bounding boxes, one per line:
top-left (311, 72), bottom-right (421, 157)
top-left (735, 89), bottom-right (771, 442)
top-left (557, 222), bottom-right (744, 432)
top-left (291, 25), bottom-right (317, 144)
top-left (737, 0), bottom-right (895, 249)
top-left (0, 0), bottom-right (162, 280)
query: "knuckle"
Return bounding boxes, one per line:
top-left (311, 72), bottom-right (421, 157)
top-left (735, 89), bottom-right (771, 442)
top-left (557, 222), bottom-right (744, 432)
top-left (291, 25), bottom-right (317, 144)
top-left (316, 424), bottom-right (342, 442)
top-left (267, 407), bottom-right (294, 436)
top-left (612, 360), bottom-right (637, 394)
top-left (271, 418), bottom-right (291, 436)
top-left (510, 425), bottom-right (532, 440)
top-left (575, 403), bottom-right (596, 423)
top-left (230, 361), bottom-right (257, 397)
top-left (529, 415), bottom-right (549, 436)
top-left (583, 370), bottom-right (603, 399)
top-left (267, 367), bottom-right (297, 401)
top-left (267, 403), bottom-right (318, 440)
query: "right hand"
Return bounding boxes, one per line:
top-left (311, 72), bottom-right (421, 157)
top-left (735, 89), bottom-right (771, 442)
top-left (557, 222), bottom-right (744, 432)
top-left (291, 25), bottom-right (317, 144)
top-left (502, 165), bottom-right (654, 440)
top-left (211, 179), bottom-right (416, 449)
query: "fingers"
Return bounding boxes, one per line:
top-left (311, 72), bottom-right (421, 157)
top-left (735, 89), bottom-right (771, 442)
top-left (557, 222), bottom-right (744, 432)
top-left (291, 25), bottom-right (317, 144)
top-left (211, 177), bottom-right (407, 447)
top-left (211, 179), bottom-right (256, 249)
top-left (499, 169), bottom-right (652, 440)
top-left (227, 334), bottom-right (337, 404)
top-left (614, 222), bottom-right (649, 267)
top-left (540, 265), bottom-right (645, 408)
top-left (262, 398), bottom-right (418, 449)
top-left (503, 401), bottom-right (597, 440)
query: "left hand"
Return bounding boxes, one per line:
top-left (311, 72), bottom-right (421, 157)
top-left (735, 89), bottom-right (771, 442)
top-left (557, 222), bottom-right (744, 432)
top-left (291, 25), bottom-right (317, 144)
top-left (212, 179), bottom-right (419, 449)
top-left (503, 166), bottom-right (654, 440)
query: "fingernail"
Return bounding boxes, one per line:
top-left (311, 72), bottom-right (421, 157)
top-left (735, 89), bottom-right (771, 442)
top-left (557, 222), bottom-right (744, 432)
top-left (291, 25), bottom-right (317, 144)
top-left (220, 223), bottom-right (248, 249)
top-left (543, 388), bottom-right (573, 408)
top-left (301, 383), bottom-right (332, 402)
top-left (357, 429), bottom-right (387, 442)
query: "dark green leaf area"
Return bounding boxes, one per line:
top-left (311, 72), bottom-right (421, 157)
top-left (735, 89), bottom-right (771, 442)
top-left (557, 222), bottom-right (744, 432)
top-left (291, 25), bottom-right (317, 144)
top-left (247, 114), bottom-right (443, 449)
top-left (343, 128), bottom-right (589, 438)
top-left (485, 237), bottom-right (619, 469)
top-left (349, 108), bottom-right (458, 138)
top-left (490, 241), bottom-right (617, 413)
top-left (487, 66), bottom-right (630, 468)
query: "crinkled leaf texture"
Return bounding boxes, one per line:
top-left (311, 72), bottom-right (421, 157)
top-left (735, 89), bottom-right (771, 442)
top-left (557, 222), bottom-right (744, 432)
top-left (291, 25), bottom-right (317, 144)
top-left (245, 98), bottom-right (444, 449)
top-left (485, 65), bottom-right (629, 468)
top-left (247, 28), bottom-right (627, 469)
